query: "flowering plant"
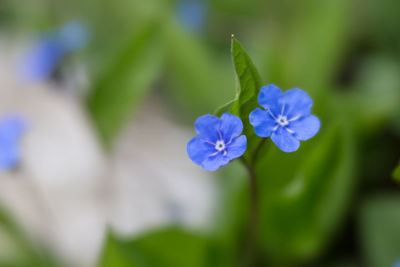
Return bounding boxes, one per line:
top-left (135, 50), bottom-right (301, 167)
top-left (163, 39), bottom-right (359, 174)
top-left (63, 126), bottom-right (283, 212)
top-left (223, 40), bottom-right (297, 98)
top-left (185, 36), bottom-right (321, 265)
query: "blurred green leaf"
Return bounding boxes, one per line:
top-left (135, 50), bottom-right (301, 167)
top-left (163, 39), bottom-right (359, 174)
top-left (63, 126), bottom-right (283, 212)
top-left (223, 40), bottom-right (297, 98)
top-left (87, 20), bottom-right (164, 145)
top-left (164, 21), bottom-right (233, 118)
top-left (0, 206), bottom-right (62, 267)
top-left (393, 161), bottom-right (400, 182)
top-left (99, 227), bottom-right (229, 267)
top-left (256, 118), bottom-right (356, 264)
top-left (282, 0), bottom-right (351, 95)
top-left (359, 195), bottom-right (400, 267)
top-left (349, 56), bottom-right (400, 131)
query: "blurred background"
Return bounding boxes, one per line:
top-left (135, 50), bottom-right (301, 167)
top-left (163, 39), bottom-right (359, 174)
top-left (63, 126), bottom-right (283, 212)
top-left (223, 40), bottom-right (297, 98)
top-left (0, 0), bottom-right (399, 266)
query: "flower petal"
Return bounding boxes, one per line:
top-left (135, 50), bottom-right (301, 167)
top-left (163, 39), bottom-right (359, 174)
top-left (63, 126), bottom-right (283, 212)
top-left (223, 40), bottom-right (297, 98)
top-left (280, 88), bottom-right (313, 119)
top-left (249, 108), bottom-right (277, 137)
top-left (194, 114), bottom-right (221, 142)
top-left (271, 127), bottom-right (300, 153)
top-left (0, 116), bottom-right (26, 142)
top-left (187, 136), bottom-right (215, 165)
top-left (226, 135), bottom-right (247, 160)
top-left (290, 115), bottom-right (320, 141)
top-left (220, 113), bottom-right (243, 142)
top-left (0, 142), bottom-right (19, 171)
top-left (258, 84), bottom-right (283, 115)
top-left (201, 153), bottom-right (230, 171)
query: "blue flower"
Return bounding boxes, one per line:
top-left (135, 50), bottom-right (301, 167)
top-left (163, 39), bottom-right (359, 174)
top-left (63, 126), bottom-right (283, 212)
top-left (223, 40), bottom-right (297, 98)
top-left (176, 0), bottom-right (206, 31)
top-left (57, 20), bottom-right (89, 52)
top-left (21, 20), bottom-right (89, 81)
top-left (393, 260), bottom-right (400, 267)
top-left (250, 84), bottom-right (320, 152)
top-left (187, 113), bottom-right (247, 171)
top-left (0, 115), bottom-right (26, 171)
top-left (22, 37), bottom-right (66, 81)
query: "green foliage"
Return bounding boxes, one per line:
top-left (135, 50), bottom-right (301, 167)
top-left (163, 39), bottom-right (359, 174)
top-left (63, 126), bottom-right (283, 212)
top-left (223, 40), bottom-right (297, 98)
top-left (393, 162), bottom-right (400, 181)
top-left (0, 206), bottom-right (61, 267)
top-left (87, 21), bottom-right (164, 145)
top-left (99, 227), bottom-right (230, 267)
top-left (164, 21), bottom-right (233, 117)
top-left (255, 119), bottom-right (356, 264)
top-left (359, 195), bottom-right (400, 267)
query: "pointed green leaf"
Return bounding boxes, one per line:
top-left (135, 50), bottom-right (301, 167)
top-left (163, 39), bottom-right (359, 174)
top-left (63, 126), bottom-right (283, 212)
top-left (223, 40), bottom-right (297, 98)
top-left (217, 36), bottom-right (263, 160)
top-left (229, 36), bottom-right (262, 118)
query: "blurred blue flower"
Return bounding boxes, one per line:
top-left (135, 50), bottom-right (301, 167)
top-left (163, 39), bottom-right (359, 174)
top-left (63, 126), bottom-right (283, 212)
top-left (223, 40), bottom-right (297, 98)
top-left (187, 113), bottom-right (247, 171)
top-left (250, 84), bottom-right (320, 152)
top-left (58, 21), bottom-right (89, 52)
top-left (0, 115), bottom-right (26, 171)
top-left (393, 260), bottom-right (400, 267)
top-left (22, 20), bottom-right (89, 81)
top-left (176, 0), bottom-right (206, 31)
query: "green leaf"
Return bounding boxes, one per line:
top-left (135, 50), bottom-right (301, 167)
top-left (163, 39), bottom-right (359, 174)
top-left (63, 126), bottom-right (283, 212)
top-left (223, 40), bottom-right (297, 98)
top-left (359, 195), bottom-right (400, 267)
top-left (87, 21), bottom-right (163, 146)
top-left (255, 118), bottom-right (356, 264)
top-left (282, 0), bottom-right (351, 95)
top-left (393, 161), bottom-right (400, 181)
top-left (229, 36), bottom-right (262, 117)
top-left (163, 21), bottom-right (233, 117)
top-left (0, 206), bottom-right (62, 267)
top-left (99, 227), bottom-right (228, 267)
top-left (219, 36), bottom-right (263, 160)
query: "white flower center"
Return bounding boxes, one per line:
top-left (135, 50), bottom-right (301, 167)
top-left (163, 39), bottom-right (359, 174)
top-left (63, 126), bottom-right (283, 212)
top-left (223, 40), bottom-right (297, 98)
top-left (215, 140), bottom-right (226, 151)
top-left (276, 115), bottom-right (289, 127)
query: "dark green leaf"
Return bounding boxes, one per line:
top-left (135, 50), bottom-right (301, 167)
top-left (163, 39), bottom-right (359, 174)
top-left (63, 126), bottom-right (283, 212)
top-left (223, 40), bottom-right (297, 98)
top-left (359, 195), bottom-right (400, 267)
top-left (393, 161), bottom-right (400, 181)
top-left (256, 119), bottom-right (356, 264)
top-left (98, 227), bottom-right (228, 267)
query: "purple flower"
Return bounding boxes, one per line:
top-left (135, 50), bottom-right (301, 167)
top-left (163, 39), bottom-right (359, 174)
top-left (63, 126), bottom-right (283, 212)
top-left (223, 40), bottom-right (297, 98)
top-left (0, 115), bottom-right (26, 171)
top-left (187, 113), bottom-right (247, 171)
top-left (249, 84), bottom-right (320, 152)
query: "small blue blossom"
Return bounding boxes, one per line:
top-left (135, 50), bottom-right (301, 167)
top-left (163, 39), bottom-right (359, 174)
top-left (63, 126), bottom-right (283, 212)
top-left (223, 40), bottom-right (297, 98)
top-left (22, 37), bottom-right (66, 81)
top-left (393, 260), bottom-right (400, 267)
top-left (57, 20), bottom-right (89, 52)
top-left (250, 84), bottom-right (320, 152)
top-left (176, 0), bottom-right (206, 31)
top-left (187, 113), bottom-right (247, 171)
top-left (21, 20), bottom-right (89, 81)
top-left (0, 115), bottom-right (26, 171)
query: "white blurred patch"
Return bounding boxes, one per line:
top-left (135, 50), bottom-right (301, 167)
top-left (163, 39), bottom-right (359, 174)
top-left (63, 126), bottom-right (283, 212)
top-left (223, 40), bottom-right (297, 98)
top-left (0, 37), bottom-right (107, 267)
top-left (107, 96), bottom-right (217, 236)
top-left (0, 37), bottom-right (217, 267)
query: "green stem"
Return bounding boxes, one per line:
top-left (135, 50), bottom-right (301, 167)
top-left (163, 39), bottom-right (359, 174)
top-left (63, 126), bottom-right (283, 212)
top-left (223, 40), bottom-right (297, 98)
top-left (251, 138), bottom-right (267, 167)
top-left (240, 138), bottom-right (267, 266)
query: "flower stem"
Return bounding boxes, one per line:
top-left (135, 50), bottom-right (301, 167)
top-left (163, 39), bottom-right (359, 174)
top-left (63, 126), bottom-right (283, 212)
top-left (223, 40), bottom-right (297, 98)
top-left (240, 157), bottom-right (259, 266)
top-left (251, 138), bottom-right (266, 166)
top-left (240, 139), bottom-right (267, 266)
